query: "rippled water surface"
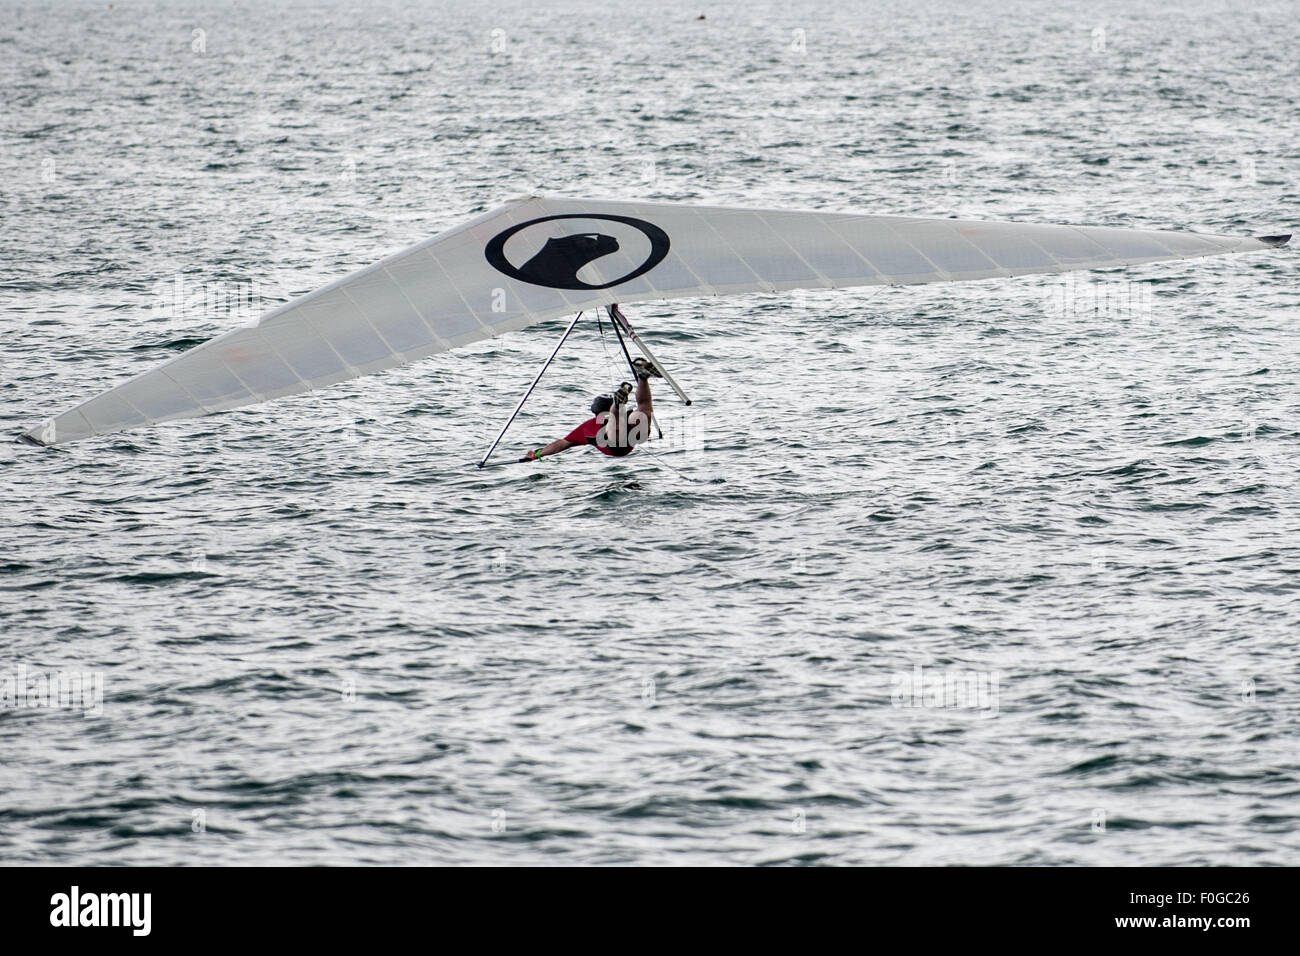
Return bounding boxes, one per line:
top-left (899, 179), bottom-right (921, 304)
top-left (2, 0), bottom-right (1299, 865)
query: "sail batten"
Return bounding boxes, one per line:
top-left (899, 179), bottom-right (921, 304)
top-left (22, 195), bottom-right (1289, 446)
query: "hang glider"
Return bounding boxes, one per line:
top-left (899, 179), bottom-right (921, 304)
top-left (20, 195), bottom-right (1289, 447)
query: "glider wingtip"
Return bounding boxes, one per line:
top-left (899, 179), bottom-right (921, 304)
top-left (16, 431), bottom-right (47, 447)
top-left (1257, 233), bottom-right (1291, 248)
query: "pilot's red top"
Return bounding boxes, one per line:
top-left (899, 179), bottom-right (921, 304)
top-left (564, 417), bottom-right (630, 457)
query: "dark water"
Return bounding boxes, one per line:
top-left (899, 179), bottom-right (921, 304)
top-left (2, 0), bottom-right (1298, 864)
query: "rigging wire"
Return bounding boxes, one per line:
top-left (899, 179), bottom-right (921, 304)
top-left (632, 442), bottom-right (702, 483)
top-left (596, 307), bottom-right (624, 390)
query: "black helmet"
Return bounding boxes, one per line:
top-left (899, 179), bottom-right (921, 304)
top-left (591, 382), bottom-right (633, 416)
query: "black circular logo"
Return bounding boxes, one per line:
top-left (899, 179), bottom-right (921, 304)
top-left (484, 214), bottom-right (670, 290)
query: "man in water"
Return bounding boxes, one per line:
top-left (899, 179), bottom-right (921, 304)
top-left (520, 355), bottom-right (661, 461)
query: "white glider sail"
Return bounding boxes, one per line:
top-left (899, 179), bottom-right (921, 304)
top-left (23, 195), bottom-right (1288, 445)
